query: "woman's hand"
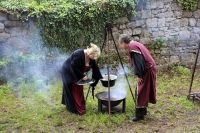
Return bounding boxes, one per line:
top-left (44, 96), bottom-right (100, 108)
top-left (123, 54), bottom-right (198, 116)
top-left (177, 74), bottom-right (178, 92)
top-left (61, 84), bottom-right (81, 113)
top-left (82, 76), bottom-right (88, 81)
top-left (137, 77), bottom-right (143, 85)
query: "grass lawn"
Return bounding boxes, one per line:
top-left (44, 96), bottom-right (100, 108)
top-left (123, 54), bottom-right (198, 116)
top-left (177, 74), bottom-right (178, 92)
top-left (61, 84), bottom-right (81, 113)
top-left (1, 67), bottom-right (200, 133)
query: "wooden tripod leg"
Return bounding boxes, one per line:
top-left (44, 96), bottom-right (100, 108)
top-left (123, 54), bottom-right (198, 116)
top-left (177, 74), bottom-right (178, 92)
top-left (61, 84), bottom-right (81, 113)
top-left (188, 43), bottom-right (200, 95)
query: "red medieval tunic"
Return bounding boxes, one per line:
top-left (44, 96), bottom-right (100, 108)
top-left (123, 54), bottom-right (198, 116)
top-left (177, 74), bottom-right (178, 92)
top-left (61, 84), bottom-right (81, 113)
top-left (128, 41), bottom-right (157, 108)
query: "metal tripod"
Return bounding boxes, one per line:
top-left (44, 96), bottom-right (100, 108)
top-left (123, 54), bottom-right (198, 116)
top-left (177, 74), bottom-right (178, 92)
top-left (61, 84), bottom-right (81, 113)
top-left (86, 22), bottom-right (135, 107)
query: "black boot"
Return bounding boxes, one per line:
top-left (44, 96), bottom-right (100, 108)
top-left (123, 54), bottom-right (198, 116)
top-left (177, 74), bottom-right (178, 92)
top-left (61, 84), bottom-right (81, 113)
top-left (129, 108), bottom-right (144, 121)
top-left (129, 116), bottom-right (144, 121)
top-left (144, 107), bottom-right (147, 115)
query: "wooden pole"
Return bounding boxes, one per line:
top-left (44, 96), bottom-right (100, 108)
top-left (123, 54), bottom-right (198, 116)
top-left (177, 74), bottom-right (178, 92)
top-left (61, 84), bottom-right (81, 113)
top-left (106, 26), bottom-right (111, 120)
top-left (188, 43), bottom-right (200, 94)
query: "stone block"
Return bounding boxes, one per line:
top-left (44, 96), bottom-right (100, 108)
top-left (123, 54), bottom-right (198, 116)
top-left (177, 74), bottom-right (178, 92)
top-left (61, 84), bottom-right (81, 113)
top-left (193, 27), bottom-right (200, 34)
top-left (151, 2), bottom-right (157, 9)
top-left (193, 10), bottom-right (200, 18)
top-left (178, 43), bottom-right (187, 47)
top-left (132, 11), bottom-right (142, 21)
top-left (159, 27), bottom-right (168, 31)
top-left (180, 53), bottom-right (194, 61)
top-left (197, 19), bottom-right (200, 27)
top-left (146, 18), bottom-right (157, 27)
top-left (189, 18), bottom-right (196, 26)
top-left (114, 17), bottom-right (129, 24)
top-left (180, 18), bottom-right (188, 26)
top-left (152, 10), bottom-right (160, 15)
top-left (170, 56), bottom-right (180, 63)
top-left (112, 32), bottom-right (120, 40)
top-left (162, 55), bottom-right (170, 63)
top-left (0, 32), bottom-right (10, 42)
top-left (182, 11), bottom-right (192, 17)
top-left (156, 2), bottom-right (164, 8)
top-left (4, 20), bottom-right (22, 27)
top-left (169, 32), bottom-right (179, 36)
top-left (151, 28), bottom-right (158, 32)
top-left (6, 27), bottom-right (28, 36)
top-left (157, 64), bottom-right (169, 71)
top-left (161, 48), bottom-right (171, 55)
top-left (133, 36), bottom-right (140, 41)
top-left (175, 47), bottom-right (182, 51)
top-left (179, 30), bottom-right (191, 41)
top-left (162, 0), bottom-right (174, 2)
top-left (170, 19), bottom-right (180, 27)
top-left (119, 24), bottom-right (126, 29)
top-left (112, 27), bottom-right (118, 32)
top-left (152, 31), bottom-right (164, 37)
top-left (123, 29), bottom-right (132, 36)
top-left (0, 23), bottom-right (4, 33)
top-left (0, 43), bottom-right (14, 58)
top-left (135, 20), bottom-right (145, 27)
top-left (174, 11), bottom-right (182, 18)
top-left (132, 28), bottom-right (142, 35)
top-left (142, 29), bottom-right (151, 37)
top-left (171, 2), bottom-right (183, 10)
top-left (8, 14), bottom-right (19, 21)
top-left (139, 38), bottom-right (151, 44)
top-left (0, 12), bottom-right (7, 21)
top-left (143, 2), bottom-right (151, 10)
top-left (158, 18), bottom-right (165, 27)
top-left (190, 33), bottom-right (199, 40)
top-left (166, 17), bottom-right (176, 22)
top-left (126, 22), bottom-right (136, 29)
top-left (141, 10), bottom-right (151, 19)
top-left (154, 49), bottom-right (161, 54)
top-left (157, 11), bottom-right (173, 18)
top-left (6, 37), bottom-right (29, 48)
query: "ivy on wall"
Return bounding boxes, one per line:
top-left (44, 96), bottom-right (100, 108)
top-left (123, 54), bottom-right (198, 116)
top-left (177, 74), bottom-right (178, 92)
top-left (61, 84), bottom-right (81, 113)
top-left (177, 0), bottom-right (198, 10)
top-left (0, 0), bottom-right (138, 52)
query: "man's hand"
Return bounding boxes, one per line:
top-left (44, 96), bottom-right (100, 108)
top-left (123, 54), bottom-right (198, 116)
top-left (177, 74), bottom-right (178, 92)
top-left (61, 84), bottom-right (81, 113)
top-left (137, 77), bottom-right (143, 85)
top-left (82, 76), bottom-right (88, 81)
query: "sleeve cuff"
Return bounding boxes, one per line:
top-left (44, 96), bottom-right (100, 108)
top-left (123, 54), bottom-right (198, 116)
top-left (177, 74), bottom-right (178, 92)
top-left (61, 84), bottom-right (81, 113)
top-left (137, 74), bottom-right (142, 78)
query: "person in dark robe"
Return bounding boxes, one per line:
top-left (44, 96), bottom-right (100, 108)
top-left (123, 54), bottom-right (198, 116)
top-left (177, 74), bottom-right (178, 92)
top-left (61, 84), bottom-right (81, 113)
top-left (61, 43), bottom-right (102, 115)
top-left (118, 34), bottom-right (157, 121)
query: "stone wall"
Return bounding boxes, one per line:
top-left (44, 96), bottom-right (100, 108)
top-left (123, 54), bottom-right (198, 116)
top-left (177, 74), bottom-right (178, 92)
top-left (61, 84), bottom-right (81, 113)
top-left (0, 11), bottom-right (35, 59)
top-left (111, 0), bottom-right (200, 70)
top-left (1, 0), bottom-right (200, 71)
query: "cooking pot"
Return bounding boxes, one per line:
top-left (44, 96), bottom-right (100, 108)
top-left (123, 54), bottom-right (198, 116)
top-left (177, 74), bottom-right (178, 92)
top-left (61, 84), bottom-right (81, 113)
top-left (100, 75), bottom-right (117, 87)
top-left (95, 91), bottom-right (126, 107)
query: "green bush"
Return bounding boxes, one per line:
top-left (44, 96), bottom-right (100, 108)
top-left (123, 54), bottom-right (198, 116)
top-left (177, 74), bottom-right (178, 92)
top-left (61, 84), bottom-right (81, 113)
top-left (0, 0), bottom-right (138, 52)
top-left (172, 65), bottom-right (191, 75)
top-left (177, 0), bottom-right (198, 10)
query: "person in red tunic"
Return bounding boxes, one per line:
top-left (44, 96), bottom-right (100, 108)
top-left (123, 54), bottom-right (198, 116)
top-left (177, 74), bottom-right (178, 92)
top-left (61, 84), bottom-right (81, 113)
top-left (118, 34), bottom-right (157, 121)
top-left (61, 43), bottom-right (102, 115)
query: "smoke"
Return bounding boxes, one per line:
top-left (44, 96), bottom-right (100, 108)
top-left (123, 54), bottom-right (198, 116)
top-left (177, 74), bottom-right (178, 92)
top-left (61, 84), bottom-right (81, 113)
top-left (99, 64), bottom-right (132, 95)
top-left (112, 65), bottom-right (131, 95)
top-left (3, 21), bottom-right (67, 99)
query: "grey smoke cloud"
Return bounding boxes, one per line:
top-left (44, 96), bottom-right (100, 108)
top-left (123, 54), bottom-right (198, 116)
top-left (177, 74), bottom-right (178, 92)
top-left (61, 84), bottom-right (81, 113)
top-left (3, 22), bottom-right (67, 94)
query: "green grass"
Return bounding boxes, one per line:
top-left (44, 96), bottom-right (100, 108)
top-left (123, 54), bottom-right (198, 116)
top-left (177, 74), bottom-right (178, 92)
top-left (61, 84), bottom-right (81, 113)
top-left (1, 68), bottom-right (200, 132)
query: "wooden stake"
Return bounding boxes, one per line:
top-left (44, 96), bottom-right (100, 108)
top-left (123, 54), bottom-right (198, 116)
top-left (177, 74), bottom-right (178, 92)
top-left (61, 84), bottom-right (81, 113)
top-left (188, 43), bottom-right (200, 94)
top-left (106, 27), bottom-right (111, 120)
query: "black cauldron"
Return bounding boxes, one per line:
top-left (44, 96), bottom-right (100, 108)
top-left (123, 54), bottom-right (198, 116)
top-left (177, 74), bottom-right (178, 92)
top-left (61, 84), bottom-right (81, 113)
top-left (100, 75), bottom-right (117, 87)
top-left (95, 91), bottom-right (126, 107)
